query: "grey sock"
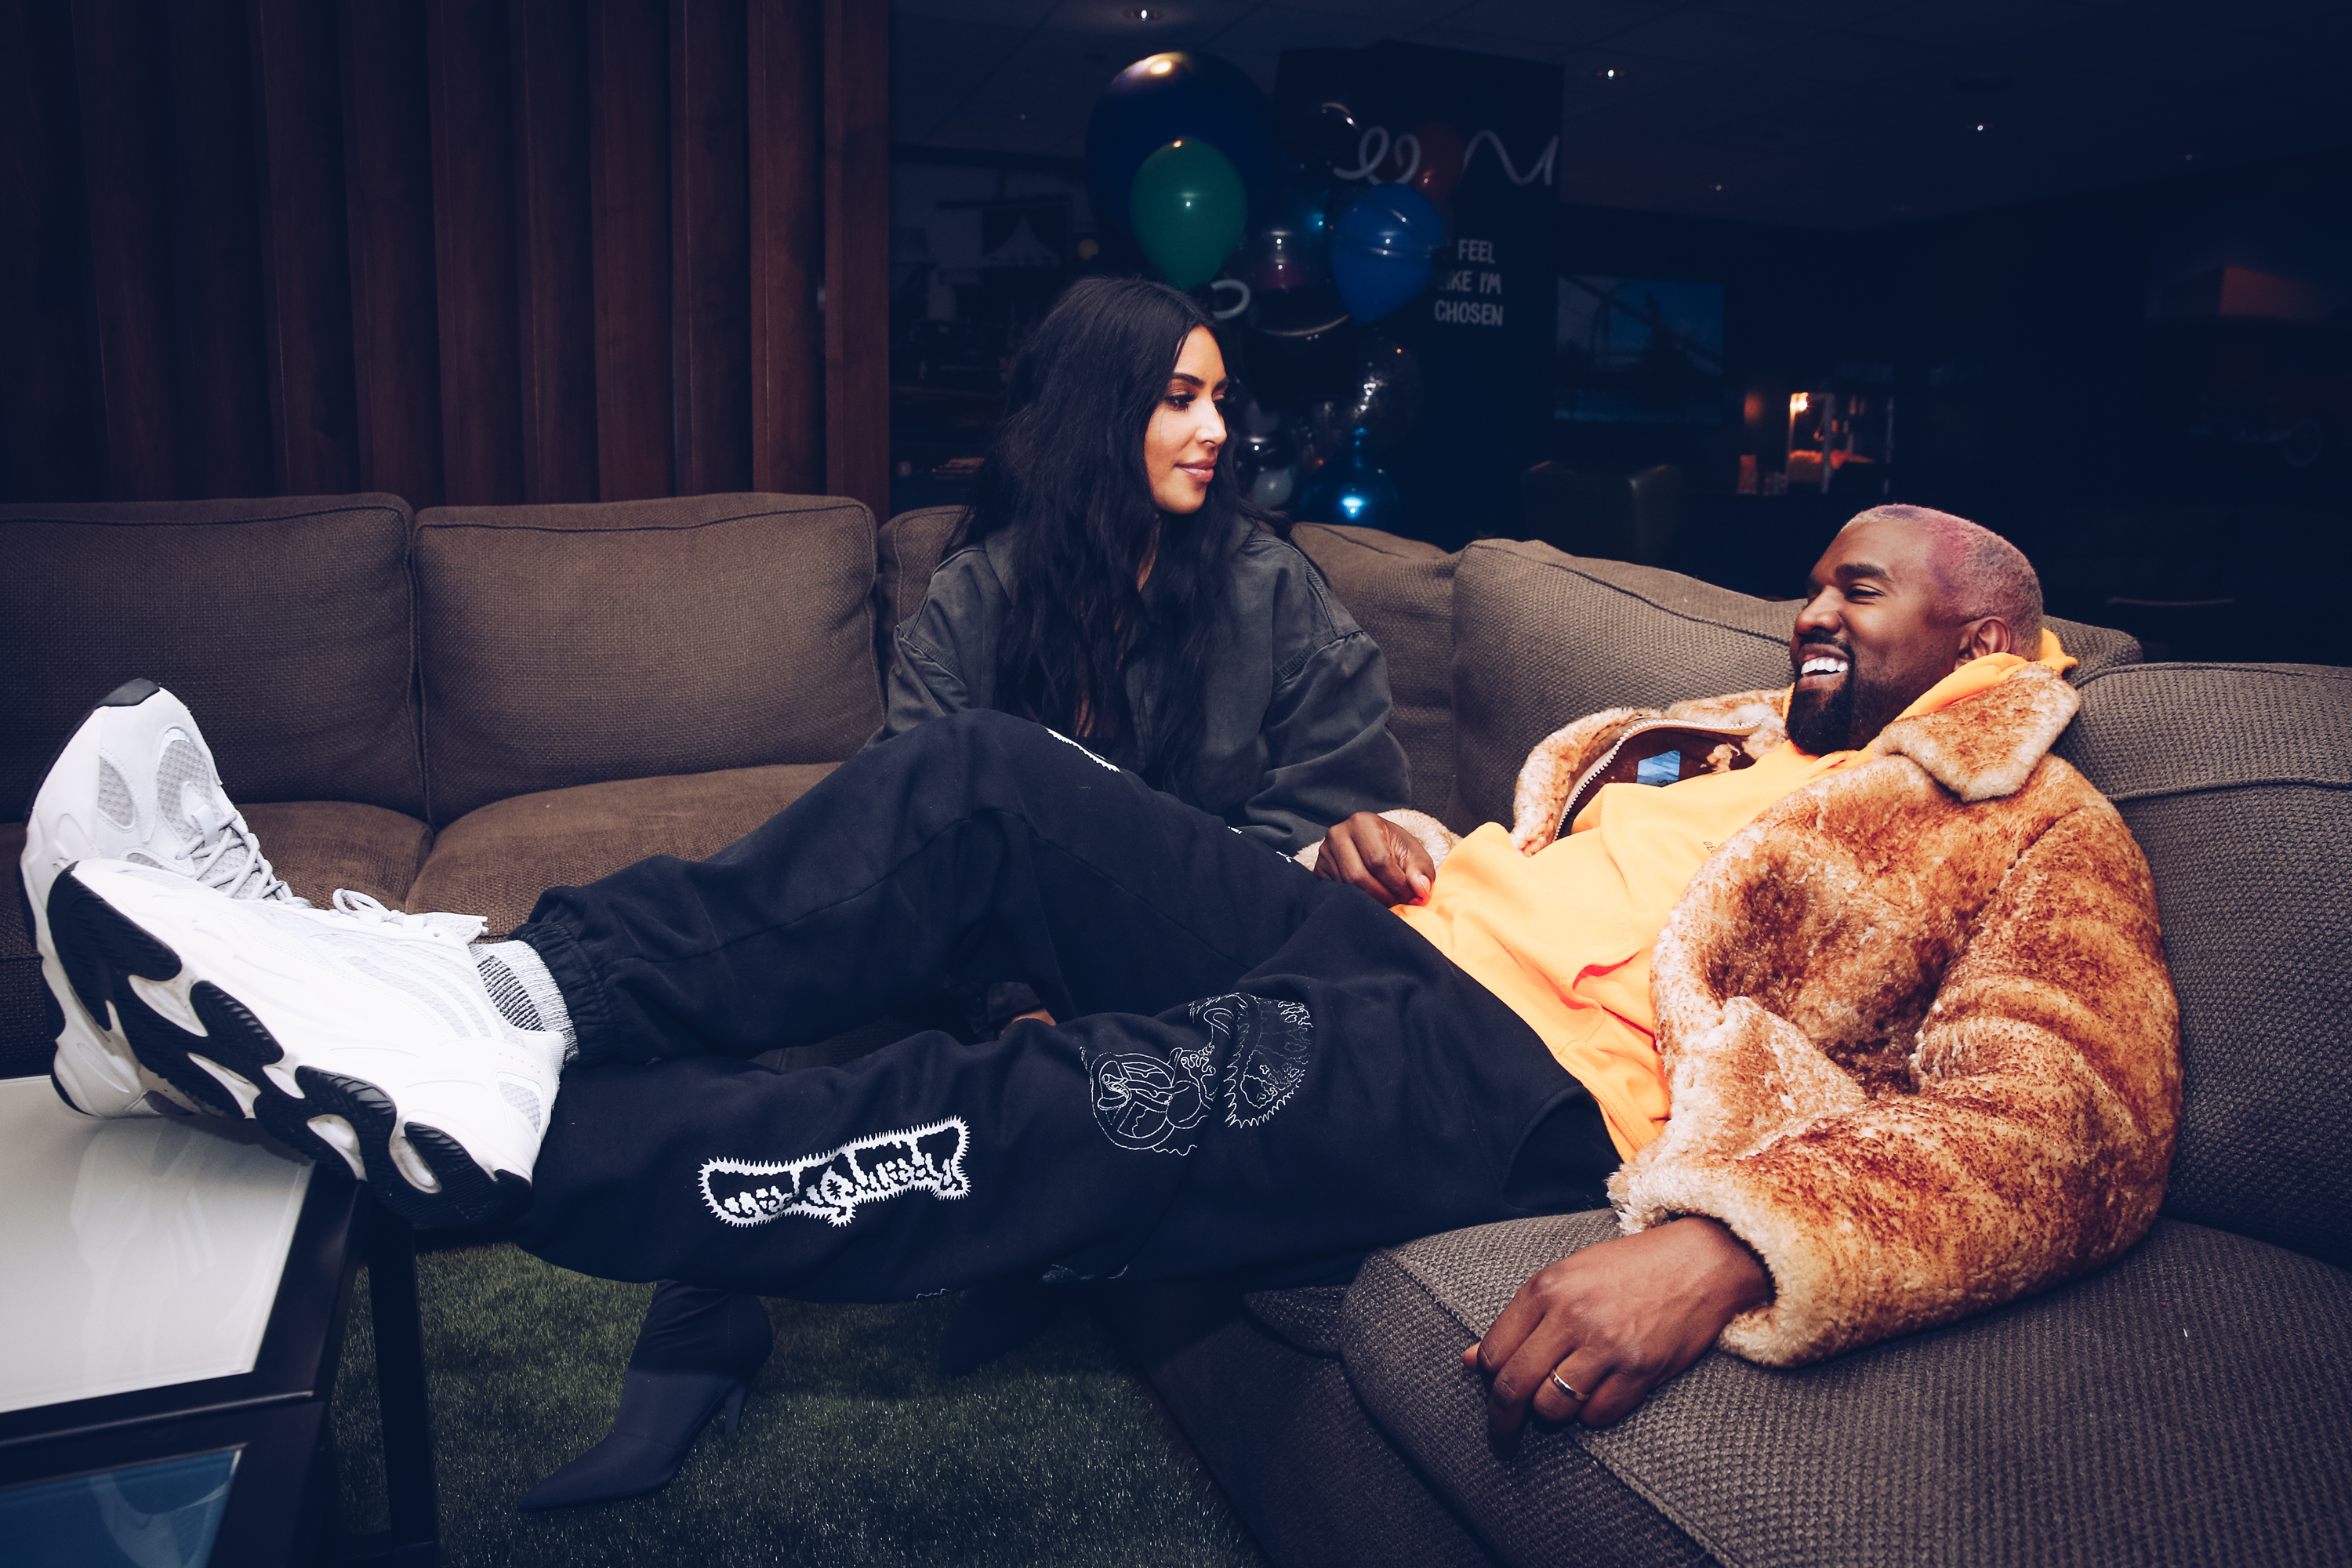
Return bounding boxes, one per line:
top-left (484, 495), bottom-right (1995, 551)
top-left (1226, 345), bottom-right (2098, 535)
top-left (476, 942), bottom-right (578, 1059)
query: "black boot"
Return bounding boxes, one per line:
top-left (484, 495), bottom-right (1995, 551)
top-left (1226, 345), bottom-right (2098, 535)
top-left (518, 1284), bottom-right (773, 1510)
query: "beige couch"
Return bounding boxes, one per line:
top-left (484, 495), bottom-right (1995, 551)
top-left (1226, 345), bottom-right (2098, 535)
top-left (5, 492), bottom-right (2347, 1567)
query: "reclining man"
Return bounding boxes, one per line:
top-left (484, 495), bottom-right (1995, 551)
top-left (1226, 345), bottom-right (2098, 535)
top-left (24, 505), bottom-right (2179, 1450)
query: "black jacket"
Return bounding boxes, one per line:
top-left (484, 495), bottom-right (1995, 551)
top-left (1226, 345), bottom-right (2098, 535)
top-left (870, 517), bottom-right (1410, 857)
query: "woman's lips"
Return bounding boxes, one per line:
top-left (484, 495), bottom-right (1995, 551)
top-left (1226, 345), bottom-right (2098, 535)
top-left (1178, 462), bottom-right (1215, 482)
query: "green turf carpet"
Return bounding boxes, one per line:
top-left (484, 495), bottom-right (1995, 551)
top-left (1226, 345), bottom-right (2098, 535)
top-left (334, 1243), bottom-right (1269, 1566)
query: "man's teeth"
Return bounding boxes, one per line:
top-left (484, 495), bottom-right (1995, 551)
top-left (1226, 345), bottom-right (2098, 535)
top-left (1800, 656), bottom-right (1849, 676)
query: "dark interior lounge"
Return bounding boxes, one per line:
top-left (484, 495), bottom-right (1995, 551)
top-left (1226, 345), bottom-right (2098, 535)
top-left (2, 4), bottom-right (2347, 1566)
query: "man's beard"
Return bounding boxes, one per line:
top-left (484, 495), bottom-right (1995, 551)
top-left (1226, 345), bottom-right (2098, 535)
top-left (1786, 652), bottom-right (1910, 755)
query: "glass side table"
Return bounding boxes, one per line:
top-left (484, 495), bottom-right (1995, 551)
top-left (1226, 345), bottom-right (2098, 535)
top-left (0, 1077), bottom-right (437, 1566)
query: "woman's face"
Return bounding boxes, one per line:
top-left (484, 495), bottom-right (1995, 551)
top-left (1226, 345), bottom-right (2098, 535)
top-left (1143, 327), bottom-right (1229, 516)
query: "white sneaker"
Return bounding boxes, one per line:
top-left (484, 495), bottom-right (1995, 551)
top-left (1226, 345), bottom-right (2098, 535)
top-left (21, 680), bottom-right (304, 1118)
top-left (49, 858), bottom-right (564, 1229)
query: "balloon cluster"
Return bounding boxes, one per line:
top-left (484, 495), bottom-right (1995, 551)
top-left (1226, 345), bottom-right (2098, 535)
top-left (1085, 54), bottom-right (1459, 532)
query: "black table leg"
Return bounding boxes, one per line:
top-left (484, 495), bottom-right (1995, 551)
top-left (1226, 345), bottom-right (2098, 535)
top-left (348, 1198), bottom-right (437, 1566)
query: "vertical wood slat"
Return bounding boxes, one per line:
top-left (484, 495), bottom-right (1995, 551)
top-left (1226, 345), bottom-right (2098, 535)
top-left (70, 0), bottom-right (179, 499)
top-left (588, 0), bottom-right (671, 501)
top-left (0, 0), bottom-right (103, 501)
top-left (670, 0), bottom-right (753, 498)
top-left (747, 0), bottom-right (822, 495)
top-left (340, 0), bottom-right (445, 506)
top-left (426, 0), bottom-right (523, 505)
top-left (509, 0), bottom-right (597, 503)
top-left (822, 0), bottom-right (889, 522)
top-left (161, 0), bottom-right (274, 499)
top-left (247, 0), bottom-right (358, 496)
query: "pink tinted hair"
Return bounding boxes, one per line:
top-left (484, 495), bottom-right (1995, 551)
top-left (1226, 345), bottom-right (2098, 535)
top-left (1842, 504), bottom-right (2045, 649)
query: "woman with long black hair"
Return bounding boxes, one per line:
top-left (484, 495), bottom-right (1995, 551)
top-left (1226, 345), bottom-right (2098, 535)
top-left (521, 276), bottom-right (1411, 1512)
top-left (881, 274), bottom-right (1408, 853)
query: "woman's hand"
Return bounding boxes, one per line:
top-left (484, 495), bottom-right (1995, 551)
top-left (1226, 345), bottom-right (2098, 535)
top-left (1312, 811), bottom-right (1435, 906)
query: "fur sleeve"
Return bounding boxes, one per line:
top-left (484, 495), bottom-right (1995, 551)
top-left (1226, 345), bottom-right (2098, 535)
top-left (1617, 784), bottom-right (2180, 1367)
top-left (1662, 689), bottom-right (1789, 759)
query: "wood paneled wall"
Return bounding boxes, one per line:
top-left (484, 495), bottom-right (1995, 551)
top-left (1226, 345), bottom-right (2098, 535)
top-left (0, 0), bottom-right (886, 517)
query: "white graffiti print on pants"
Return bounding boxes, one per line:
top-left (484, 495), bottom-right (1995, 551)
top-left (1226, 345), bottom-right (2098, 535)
top-left (1086, 994), bottom-right (1316, 1154)
top-left (699, 1118), bottom-right (971, 1228)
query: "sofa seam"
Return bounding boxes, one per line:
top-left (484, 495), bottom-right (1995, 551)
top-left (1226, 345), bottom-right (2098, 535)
top-left (1461, 543), bottom-right (1789, 646)
top-left (415, 505), bottom-right (857, 536)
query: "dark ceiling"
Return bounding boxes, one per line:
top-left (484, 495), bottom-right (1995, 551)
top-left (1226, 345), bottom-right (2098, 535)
top-left (892, 0), bottom-right (2352, 229)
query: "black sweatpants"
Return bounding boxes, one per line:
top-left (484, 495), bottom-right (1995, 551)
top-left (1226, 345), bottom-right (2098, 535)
top-left (510, 710), bottom-right (1616, 1299)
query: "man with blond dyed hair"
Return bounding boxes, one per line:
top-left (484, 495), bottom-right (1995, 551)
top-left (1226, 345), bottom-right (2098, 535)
top-left (27, 503), bottom-right (2176, 1470)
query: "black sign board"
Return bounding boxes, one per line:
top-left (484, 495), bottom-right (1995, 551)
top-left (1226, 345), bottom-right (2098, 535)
top-left (1275, 43), bottom-right (1563, 550)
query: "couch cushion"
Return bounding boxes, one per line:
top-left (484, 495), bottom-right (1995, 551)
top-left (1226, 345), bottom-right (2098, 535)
top-left (414, 495), bottom-right (879, 825)
top-left (406, 763), bottom-right (840, 938)
top-left (1104, 1280), bottom-right (1516, 1568)
top-left (1447, 540), bottom-right (2141, 832)
top-left (0, 494), bottom-right (426, 818)
top-left (241, 801), bottom-right (435, 912)
top-left (1344, 1213), bottom-right (2352, 1568)
top-left (2054, 661), bottom-right (2352, 1270)
top-left (1449, 545), bottom-right (1796, 830)
top-left (1294, 524), bottom-right (1461, 826)
top-left (875, 505), bottom-right (967, 635)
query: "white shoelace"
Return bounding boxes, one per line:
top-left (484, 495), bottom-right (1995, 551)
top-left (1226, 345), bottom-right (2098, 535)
top-left (186, 797), bottom-right (301, 904)
top-left (330, 887), bottom-right (489, 944)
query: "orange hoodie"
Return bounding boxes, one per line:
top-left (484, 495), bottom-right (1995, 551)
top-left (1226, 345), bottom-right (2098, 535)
top-left (1391, 633), bottom-right (2076, 1158)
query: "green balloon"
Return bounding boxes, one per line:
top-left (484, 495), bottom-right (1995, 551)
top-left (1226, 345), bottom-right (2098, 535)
top-left (1128, 138), bottom-right (1247, 292)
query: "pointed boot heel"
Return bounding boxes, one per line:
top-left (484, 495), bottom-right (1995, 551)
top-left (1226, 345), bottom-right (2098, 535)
top-left (517, 1284), bottom-right (773, 1511)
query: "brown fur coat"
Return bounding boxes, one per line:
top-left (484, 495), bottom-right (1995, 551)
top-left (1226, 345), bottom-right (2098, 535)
top-left (1399, 666), bottom-right (2181, 1366)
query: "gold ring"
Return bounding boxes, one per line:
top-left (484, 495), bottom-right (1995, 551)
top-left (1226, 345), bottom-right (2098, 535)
top-left (1548, 1370), bottom-right (1587, 1403)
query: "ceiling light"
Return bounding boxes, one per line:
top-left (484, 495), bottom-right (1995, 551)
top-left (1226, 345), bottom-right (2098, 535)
top-left (1596, 67), bottom-right (1624, 80)
top-left (1712, 183), bottom-right (1725, 191)
top-left (1124, 5), bottom-right (1160, 19)
top-left (1973, 123), bottom-right (1988, 132)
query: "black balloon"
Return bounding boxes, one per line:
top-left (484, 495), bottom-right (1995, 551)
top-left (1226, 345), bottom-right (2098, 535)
top-left (1241, 286), bottom-right (1356, 411)
top-left (1289, 99), bottom-right (1363, 176)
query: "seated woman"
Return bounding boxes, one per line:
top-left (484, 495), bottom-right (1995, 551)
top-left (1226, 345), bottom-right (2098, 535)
top-left (524, 275), bottom-right (1412, 1509)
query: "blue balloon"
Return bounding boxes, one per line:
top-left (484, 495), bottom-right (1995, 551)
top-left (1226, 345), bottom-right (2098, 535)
top-left (1086, 53), bottom-right (1276, 230)
top-left (1328, 185), bottom-right (1446, 323)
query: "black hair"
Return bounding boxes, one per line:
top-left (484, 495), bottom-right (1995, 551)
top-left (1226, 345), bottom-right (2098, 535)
top-left (959, 275), bottom-right (1281, 790)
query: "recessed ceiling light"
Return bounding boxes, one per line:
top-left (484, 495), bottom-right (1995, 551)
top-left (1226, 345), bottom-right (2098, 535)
top-left (1596, 67), bottom-right (1625, 80)
top-left (1711, 183), bottom-right (1725, 191)
top-left (1123, 5), bottom-right (1160, 19)
top-left (1973, 123), bottom-right (1988, 132)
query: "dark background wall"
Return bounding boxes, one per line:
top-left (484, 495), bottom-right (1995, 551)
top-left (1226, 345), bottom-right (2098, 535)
top-left (1550, 145), bottom-right (2352, 662)
top-left (0, 0), bottom-right (890, 518)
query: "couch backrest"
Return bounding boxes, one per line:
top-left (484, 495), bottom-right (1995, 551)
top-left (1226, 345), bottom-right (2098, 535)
top-left (873, 505), bottom-right (967, 666)
top-left (1291, 524), bottom-right (1460, 822)
top-left (414, 495), bottom-right (881, 825)
top-left (0, 494), bottom-right (427, 818)
top-left (2054, 662), bottom-right (2352, 1270)
top-left (1443, 539), bottom-right (2145, 833)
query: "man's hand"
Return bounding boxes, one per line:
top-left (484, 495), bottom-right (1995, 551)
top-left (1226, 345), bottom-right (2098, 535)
top-left (1312, 811), bottom-right (1434, 906)
top-left (1461, 1217), bottom-right (1770, 1443)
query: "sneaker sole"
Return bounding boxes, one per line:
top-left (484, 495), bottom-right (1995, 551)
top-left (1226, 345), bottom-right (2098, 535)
top-left (46, 869), bottom-right (532, 1229)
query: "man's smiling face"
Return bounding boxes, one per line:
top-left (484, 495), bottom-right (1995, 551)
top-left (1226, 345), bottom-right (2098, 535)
top-left (1785, 515), bottom-right (1973, 755)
